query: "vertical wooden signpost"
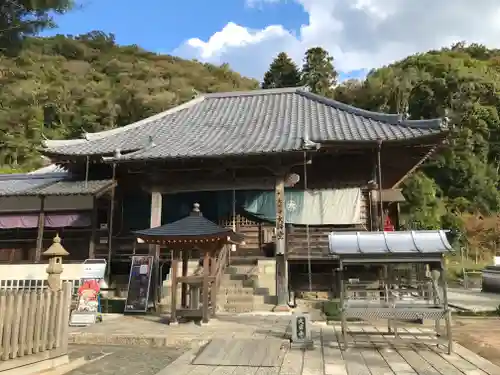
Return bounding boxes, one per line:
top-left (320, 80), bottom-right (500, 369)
top-left (274, 175), bottom-right (289, 310)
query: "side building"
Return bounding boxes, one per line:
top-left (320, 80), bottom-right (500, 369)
top-left (0, 87), bottom-right (448, 309)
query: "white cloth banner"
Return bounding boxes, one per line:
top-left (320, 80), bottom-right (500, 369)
top-left (290, 188), bottom-right (363, 225)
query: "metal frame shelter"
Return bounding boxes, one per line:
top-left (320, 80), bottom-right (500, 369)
top-left (329, 230), bottom-right (454, 354)
top-left (134, 203), bottom-right (244, 324)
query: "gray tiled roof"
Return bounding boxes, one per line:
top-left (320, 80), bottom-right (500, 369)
top-left (0, 175), bottom-right (63, 196)
top-left (42, 87), bottom-right (448, 161)
top-left (0, 174), bottom-right (114, 197)
top-left (26, 180), bottom-right (115, 196)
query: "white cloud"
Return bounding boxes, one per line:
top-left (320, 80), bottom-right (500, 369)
top-left (173, 0), bottom-right (500, 80)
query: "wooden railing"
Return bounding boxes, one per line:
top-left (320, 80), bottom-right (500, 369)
top-left (0, 282), bottom-right (71, 366)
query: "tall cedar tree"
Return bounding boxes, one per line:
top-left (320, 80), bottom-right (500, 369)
top-left (301, 47), bottom-right (338, 97)
top-left (261, 52), bottom-right (301, 89)
top-left (0, 0), bottom-right (72, 54)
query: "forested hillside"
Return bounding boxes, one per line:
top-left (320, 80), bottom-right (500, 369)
top-left (335, 43), bottom-right (500, 261)
top-left (0, 32), bottom-right (258, 171)
top-left (262, 45), bottom-right (500, 262)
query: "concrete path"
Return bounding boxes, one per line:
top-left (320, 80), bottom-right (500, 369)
top-left (447, 288), bottom-right (500, 312)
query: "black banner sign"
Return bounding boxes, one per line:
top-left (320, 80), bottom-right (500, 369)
top-left (124, 256), bottom-right (154, 313)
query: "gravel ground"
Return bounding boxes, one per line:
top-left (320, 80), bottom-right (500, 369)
top-left (66, 344), bottom-right (187, 375)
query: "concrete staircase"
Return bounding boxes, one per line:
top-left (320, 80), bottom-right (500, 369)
top-left (217, 261), bottom-right (277, 313)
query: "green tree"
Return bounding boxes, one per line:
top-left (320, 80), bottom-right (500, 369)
top-left (261, 52), bottom-right (301, 89)
top-left (301, 47), bottom-right (338, 96)
top-left (334, 42), bottom-right (500, 234)
top-left (0, 32), bottom-right (259, 170)
top-left (0, 0), bottom-right (72, 53)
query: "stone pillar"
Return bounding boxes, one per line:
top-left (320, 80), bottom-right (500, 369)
top-left (43, 234), bottom-right (69, 291)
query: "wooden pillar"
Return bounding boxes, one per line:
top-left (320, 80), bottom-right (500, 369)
top-left (181, 250), bottom-right (189, 308)
top-left (274, 174), bottom-right (289, 311)
top-left (376, 139), bottom-right (384, 230)
top-left (202, 249), bottom-right (210, 323)
top-left (150, 191), bottom-right (162, 306)
top-left (210, 249), bottom-right (218, 317)
top-left (106, 164), bottom-right (116, 281)
top-left (89, 196), bottom-right (97, 259)
top-left (149, 191), bottom-right (162, 256)
top-left (395, 202), bottom-right (401, 231)
top-left (170, 249), bottom-right (179, 324)
top-left (35, 196), bottom-right (45, 263)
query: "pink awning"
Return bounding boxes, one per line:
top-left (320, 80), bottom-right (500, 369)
top-left (0, 213), bottom-right (91, 229)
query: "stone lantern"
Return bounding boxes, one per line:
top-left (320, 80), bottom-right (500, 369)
top-left (43, 234), bottom-right (69, 291)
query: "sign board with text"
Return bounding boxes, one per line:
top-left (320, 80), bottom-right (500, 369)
top-left (124, 256), bottom-right (154, 313)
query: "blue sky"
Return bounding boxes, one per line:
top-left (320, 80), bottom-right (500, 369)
top-left (45, 0), bottom-right (306, 53)
top-left (42, 0), bottom-right (366, 81)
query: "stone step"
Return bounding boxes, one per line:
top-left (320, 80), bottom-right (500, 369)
top-left (219, 287), bottom-right (255, 295)
top-left (225, 265), bottom-right (257, 275)
top-left (221, 302), bottom-right (276, 313)
top-left (220, 279), bottom-right (255, 288)
top-left (221, 273), bottom-right (253, 281)
top-left (219, 294), bottom-right (256, 304)
top-left (252, 303), bottom-right (276, 312)
top-left (222, 302), bottom-right (254, 313)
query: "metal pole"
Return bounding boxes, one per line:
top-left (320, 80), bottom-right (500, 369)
top-left (85, 156), bottom-right (90, 188)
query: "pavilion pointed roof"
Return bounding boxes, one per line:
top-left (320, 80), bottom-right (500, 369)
top-left (41, 87), bottom-right (448, 162)
top-left (134, 203), bottom-right (244, 245)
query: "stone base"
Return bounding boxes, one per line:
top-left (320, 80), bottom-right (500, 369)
top-left (0, 354), bottom-right (69, 375)
top-left (273, 304), bottom-right (291, 312)
top-left (290, 340), bottom-right (314, 350)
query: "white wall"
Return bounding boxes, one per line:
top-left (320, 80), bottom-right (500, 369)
top-left (0, 263), bottom-right (85, 280)
top-left (0, 196), bottom-right (93, 213)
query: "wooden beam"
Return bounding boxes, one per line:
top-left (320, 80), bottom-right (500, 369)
top-left (149, 191), bottom-right (162, 307)
top-left (106, 163), bottom-right (116, 282)
top-left (181, 250), bottom-right (188, 308)
top-left (391, 144), bottom-right (440, 188)
top-left (35, 197), bottom-right (45, 263)
top-left (88, 196), bottom-right (97, 259)
top-left (210, 249), bottom-right (217, 317)
top-left (170, 249), bottom-right (179, 324)
top-left (147, 174), bottom-right (301, 194)
top-left (202, 250), bottom-right (210, 324)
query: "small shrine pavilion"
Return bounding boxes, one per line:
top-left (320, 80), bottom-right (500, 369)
top-left (134, 203), bottom-right (244, 324)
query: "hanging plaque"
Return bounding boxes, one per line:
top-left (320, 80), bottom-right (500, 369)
top-left (124, 256), bottom-right (154, 313)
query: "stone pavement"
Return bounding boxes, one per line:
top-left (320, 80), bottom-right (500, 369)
top-left (65, 313), bottom-right (500, 375)
top-left (65, 344), bottom-right (185, 375)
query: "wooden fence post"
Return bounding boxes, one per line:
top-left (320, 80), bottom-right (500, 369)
top-left (18, 292), bottom-right (30, 357)
top-left (26, 291), bottom-right (37, 355)
top-left (1, 292), bottom-right (15, 360)
top-left (9, 292), bottom-right (23, 359)
top-left (58, 282), bottom-right (72, 351)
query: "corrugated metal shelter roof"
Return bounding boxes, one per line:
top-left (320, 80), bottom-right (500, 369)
top-left (328, 230), bottom-right (453, 257)
top-left (42, 87), bottom-right (448, 161)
